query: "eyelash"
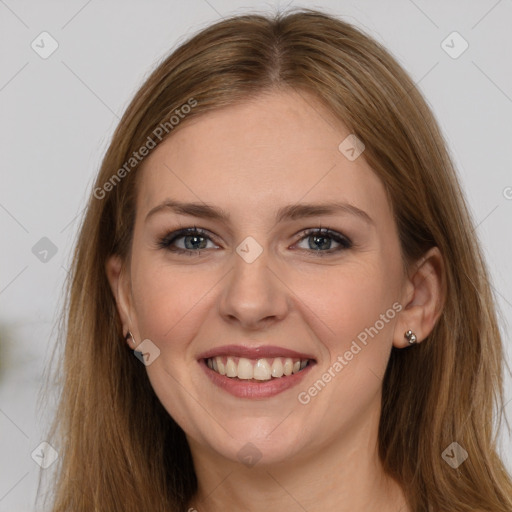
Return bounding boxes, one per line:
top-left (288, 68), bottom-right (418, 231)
top-left (157, 225), bottom-right (353, 257)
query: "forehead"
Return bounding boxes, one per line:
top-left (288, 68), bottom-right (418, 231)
top-left (136, 90), bottom-right (391, 225)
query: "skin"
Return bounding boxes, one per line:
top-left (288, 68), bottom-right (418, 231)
top-left (107, 89), bottom-right (444, 512)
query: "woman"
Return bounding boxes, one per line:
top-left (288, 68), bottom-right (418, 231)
top-left (46, 9), bottom-right (512, 512)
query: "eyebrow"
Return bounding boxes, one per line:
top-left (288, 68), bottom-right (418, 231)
top-left (145, 199), bottom-right (374, 225)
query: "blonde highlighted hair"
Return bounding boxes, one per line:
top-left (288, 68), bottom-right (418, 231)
top-left (45, 9), bottom-right (512, 512)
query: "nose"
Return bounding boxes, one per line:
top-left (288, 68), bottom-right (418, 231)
top-left (218, 246), bottom-right (290, 330)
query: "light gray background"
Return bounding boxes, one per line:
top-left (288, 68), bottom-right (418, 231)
top-left (1, 1), bottom-right (511, 510)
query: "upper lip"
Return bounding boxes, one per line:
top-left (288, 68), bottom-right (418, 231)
top-left (198, 344), bottom-right (316, 361)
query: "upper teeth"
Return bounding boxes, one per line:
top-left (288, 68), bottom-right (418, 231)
top-left (206, 356), bottom-right (309, 380)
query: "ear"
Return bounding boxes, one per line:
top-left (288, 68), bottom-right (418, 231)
top-left (393, 246), bottom-right (445, 348)
top-left (106, 254), bottom-right (137, 348)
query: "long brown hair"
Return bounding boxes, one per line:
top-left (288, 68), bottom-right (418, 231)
top-left (45, 9), bottom-right (512, 511)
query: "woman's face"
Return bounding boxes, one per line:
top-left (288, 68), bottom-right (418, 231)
top-left (110, 89), bottom-right (414, 466)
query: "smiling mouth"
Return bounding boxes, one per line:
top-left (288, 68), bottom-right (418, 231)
top-left (205, 356), bottom-right (312, 381)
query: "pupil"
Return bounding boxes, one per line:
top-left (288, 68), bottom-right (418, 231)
top-left (311, 235), bottom-right (330, 250)
top-left (185, 236), bottom-right (206, 250)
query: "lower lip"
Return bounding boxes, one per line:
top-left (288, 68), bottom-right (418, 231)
top-left (199, 359), bottom-right (315, 399)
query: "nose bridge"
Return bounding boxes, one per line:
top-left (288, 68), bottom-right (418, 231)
top-left (218, 236), bottom-right (289, 327)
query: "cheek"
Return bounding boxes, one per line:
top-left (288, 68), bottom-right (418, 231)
top-left (290, 261), bottom-right (400, 422)
top-left (301, 260), bottom-right (400, 350)
top-left (130, 255), bottom-right (216, 346)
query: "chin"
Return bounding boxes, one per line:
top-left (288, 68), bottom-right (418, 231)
top-left (193, 418), bottom-right (310, 467)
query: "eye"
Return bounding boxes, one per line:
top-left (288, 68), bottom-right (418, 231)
top-left (157, 226), bottom-right (352, 257)
top-left (294, 227), bottom-right (352, 255)
top-left (157, 227), bottom-right (218, 255)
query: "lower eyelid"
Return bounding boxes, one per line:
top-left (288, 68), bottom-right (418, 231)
top-left (294, 238), bottom-right (351, 253)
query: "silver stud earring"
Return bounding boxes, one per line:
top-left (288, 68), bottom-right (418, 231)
top-left (125, 331), bottom-right (136, 345)
top-left (404, 330), bottom-right (417, 345)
